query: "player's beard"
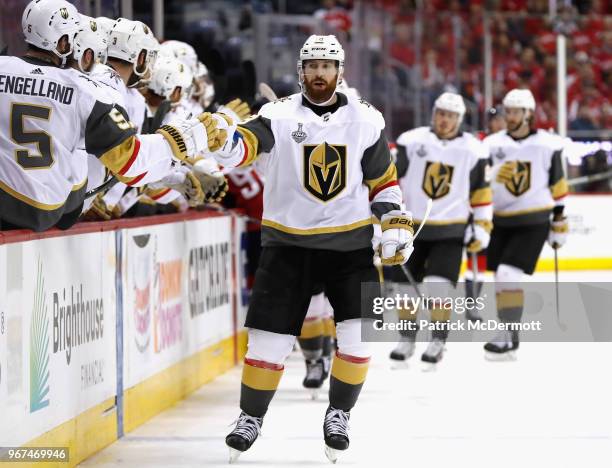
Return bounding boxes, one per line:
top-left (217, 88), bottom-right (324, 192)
top-left (507, 119), bottom-right (523, 133)
top-left (303, 74), bottom-right (337, 104)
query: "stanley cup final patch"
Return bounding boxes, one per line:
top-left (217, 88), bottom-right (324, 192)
top-left (291, 123), bottom-right (307, 143)
top-left (303, 142), bottom-right (347, 202)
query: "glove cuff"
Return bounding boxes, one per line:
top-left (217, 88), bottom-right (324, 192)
top-left (157, 125), bottom-right (188, 161)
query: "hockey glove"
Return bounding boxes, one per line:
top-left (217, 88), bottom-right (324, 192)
top-left (380, 210), bottom-right (415, 266)
top-left (548, 214), bottom-right (568, 249)
top-left (209, 112), bottom-right (238, 155)
top-left (465, 220), bottom-right (492, 253)
top-left (191, 158), bottom-right (229, 203)
top-left (157, 113), bottom-right (219, 161)
top-left (495, 161), bottom-right (517, 184)
top-left (161, 164), bottom-right (205, 207)
top-left (218, 98), bottom-right (251, 123)
top-left (82, 194), bottom-right (113, 221)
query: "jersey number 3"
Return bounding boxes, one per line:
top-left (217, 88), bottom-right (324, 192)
top-left (10, 103), bottom-right (54, 169)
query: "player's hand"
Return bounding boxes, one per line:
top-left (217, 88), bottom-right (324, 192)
top-left (379, 210), bottom-right (415, 266)
top-left (548, 215), bottom-right (568, 249)
top-left (218, 98), bottom-right (251, 123)
top-left (82, 194), bottom-right (113, 221)
top-left (161, 165), bottom-right (204, 206)
top-left (209, 112), bottom-right (237, 154)
top-left (157, 113), bottom-right (220, 160)
top-left (465, 220), bottom-right (492, 253)
top-left (191, 158), bottom-right (229, 203)
top-left (495, 161), bottom-right (517, 184)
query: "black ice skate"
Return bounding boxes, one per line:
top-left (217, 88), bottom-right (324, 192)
top-left (421, 338), bottom-right (446, 367)
top-left (484, 330), bottom-right (519, 361)
top-left (226, 411), bottom-right (263, 463)
top-left (389, 336), bottom-right (416, 361)
top-left (303, 358), bottom-right (325, 400)
top-left (323, 406), bottom-right (351, 464)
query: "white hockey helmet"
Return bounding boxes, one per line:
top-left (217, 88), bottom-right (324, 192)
top-left (297, 35), bottom-right (345, 102)
top-left (502, 88), bottom-right (536, 111)
top-left (107, 18), bottom-right (159, 77)
top-left (160, 40), bottom-right (199, 75)
top-left (433, 92), bottom-right (466, 122)
top-left (148, 57), bottom-right (193, 101)
top-left (73, 15), bottom-right (108, 73)
top-left (22, 0), bottom-right (81, 66)
top-left (95, 16), bottom-right (116, 37)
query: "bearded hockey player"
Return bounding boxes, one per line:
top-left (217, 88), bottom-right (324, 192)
top-left (389, 92), bottom-right (492, 365)
top-left (0, 0), bottom-right (222, 231)
top-left (483, 89), bottom-right (568, 359)
top-left (200, 35), bottom-right (414, 463)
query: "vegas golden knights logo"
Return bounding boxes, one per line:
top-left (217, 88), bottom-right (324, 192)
top-left (303, 143), bottom-right (346, 202)
top-left (422, 161), bottom-right (454, 199)
top-left (505, 161), bottom-right (531, 196)
top-left (60, 8), bottom-right (69, 19)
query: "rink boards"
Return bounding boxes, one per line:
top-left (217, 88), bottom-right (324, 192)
top-left (0, 212), bottom-right (248, 467)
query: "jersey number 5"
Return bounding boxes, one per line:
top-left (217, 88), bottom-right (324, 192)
top-left (10, 103), bottom-right (53, 169)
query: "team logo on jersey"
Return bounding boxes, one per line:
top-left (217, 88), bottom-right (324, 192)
top-left (505, 161), bottom-right (531, 196)
top-left (291, 123), bottom-right (307, 143)
top-left (416, 145), bottom-right (427, 158)
top-left (303, 143), bottom-right (346, 202)
top-left (494, 147), bottom-right (506, 160)
top-left (422, 161), bottom-right (454, 199)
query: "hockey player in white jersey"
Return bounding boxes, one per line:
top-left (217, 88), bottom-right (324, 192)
top-left (389, 92), bottom-right (492, 365)
top-left (0, 0), bottom-right (224, 231)
top-left (197, 35), bottom-right (414, 463)
top-left (483, 89), bottom-right (568, 359)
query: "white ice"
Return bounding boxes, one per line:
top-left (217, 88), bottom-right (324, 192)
top-left (82, 271), bottom-right (612, 468)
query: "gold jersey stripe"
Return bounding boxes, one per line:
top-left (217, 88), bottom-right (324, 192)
top-left (331, 354), bottom-right (369, 385)
top-left (397, 307), bottom-right (418, 320)
top-left (242, 362), bottom-right (283, 391)
top-left (0, 178), bottom-right (87, 211)
top-left (497, 290), bottom-right (524, 309)
top-left (364, 163), bottom-right (397, 193)
top-left (261, 218), bottom-right (372, 235)
top-left (236, 126), bottom-right (260, 167)
top-left (494, 206), bottom-right (553, 217)
top-left (99, 135), bottom-right (138, 173)
top-left (300, 319), bottom-right (324, 339)
top-left (470, 187), bottom-right (493, 206)
top-left (550, 178), bottom-right (569, 200)
top-left (323, 318), bottom-right (336, 338)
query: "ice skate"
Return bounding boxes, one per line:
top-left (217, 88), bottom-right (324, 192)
top-left (226, 411), bottom-right (263, 463)
top-left (484, 330), bottom-right (519, 361)
top-left (323, 406), bottom-right (350, 463)
top-left (303, 358), bottom-right (325, 399)
top-left (389, 336), bottom-right (416, 361)
top-left (421, 338), bottom-right (446, 370)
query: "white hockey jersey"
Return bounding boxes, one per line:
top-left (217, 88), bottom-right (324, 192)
top-left (0, 56), bottom-right (175, 231)
top-left (484, 129), bottom-right (568, 226)
top-left (216, 92), bottom-right (402, 251)
top-left (395, 127), bottom-right (492, 240)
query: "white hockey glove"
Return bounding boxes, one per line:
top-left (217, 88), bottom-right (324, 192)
top-left (160, 164), bottom-right (204, 207)
top-left (209, 112), bottom-right (238, 156)
top-left (217, 98), bottom-right (251, 123)
top-left (380, 210), bottom-right (415, 266)
top-left (464, 220), bottom-right (492, 253)
top-left (156, 112), bottom-right (219, 161)
top-left (191, 158), bottom-right (229, 203)
top-left (548, 214), bottom-right (568, 249)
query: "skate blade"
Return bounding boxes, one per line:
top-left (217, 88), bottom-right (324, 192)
top-left (229, 447), bottom-right (242, 464)
top-left (390, 360), bottom-right (411, 370)
top-left (485, 350), bottom-right (517, 362)
top-left (421, 361), bottom-right (439, 372)
top-left (309, 388), bottom-right (320, 400)
top-left (325, 445), bottom-right (342, 464)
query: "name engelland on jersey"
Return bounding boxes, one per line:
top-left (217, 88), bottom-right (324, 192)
top-left (0, 74), bottom-right (74, 105)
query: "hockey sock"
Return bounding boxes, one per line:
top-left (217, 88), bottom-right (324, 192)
top-left (431, 307), bottom-right (451, 341)
top-left (465, 278), bottom-right (484, 300)
top-left (397, 306), bottom-right (418, 339)
top-left (322, 318), bottom-right (336, 356)
top-left (298, 318), bottom-right (324, 361)
top-left (496, 289), bottom-right (524, 324)
top-left (329, 352), bottom-right (370, 412)
top-left (240, 358), bottom-right (284, 417)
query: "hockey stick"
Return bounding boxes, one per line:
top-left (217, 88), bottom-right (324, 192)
top-left (84, 176), bottom-right (118, 199)
top-left (258, 82), bottom-right (278, 102)
top-left (554, 248), bottom-right (567, 332)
